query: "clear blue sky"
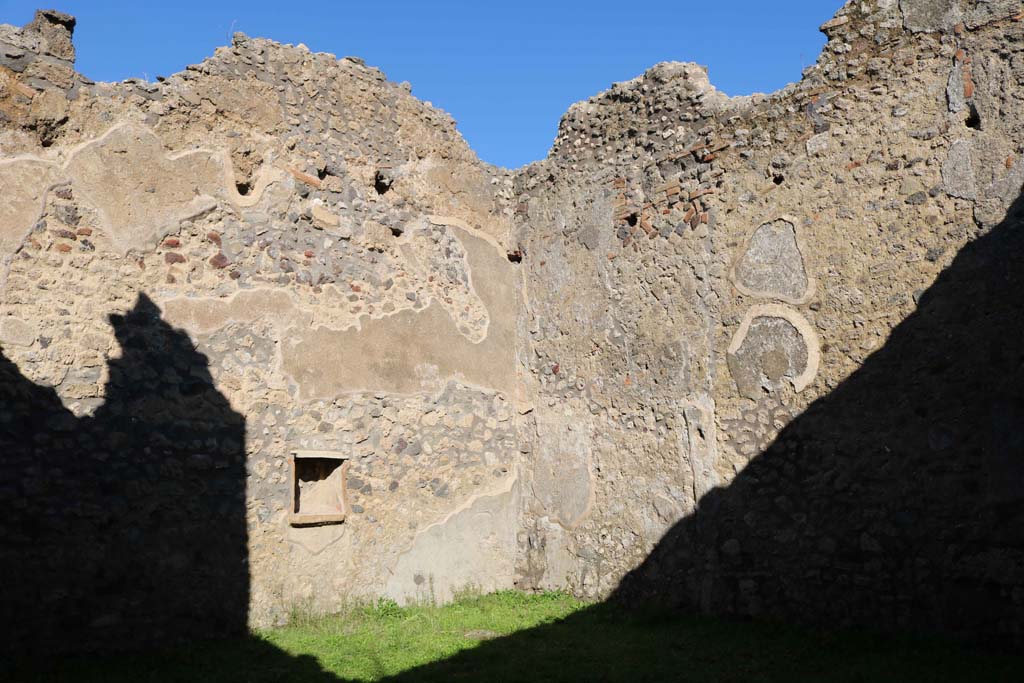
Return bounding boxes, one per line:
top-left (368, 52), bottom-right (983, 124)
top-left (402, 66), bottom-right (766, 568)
top-left (2, 1), bottom-right (838, 168)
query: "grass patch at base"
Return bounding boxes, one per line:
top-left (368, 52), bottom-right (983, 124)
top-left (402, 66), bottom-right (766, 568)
top-left (8, 590), bottom-right (1023, 682)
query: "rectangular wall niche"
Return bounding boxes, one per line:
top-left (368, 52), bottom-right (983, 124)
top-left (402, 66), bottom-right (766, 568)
top-left (289, 450), bottom-right (350, 526)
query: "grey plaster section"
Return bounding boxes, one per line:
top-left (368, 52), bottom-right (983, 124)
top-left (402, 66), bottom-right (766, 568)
top-left (727, 306), bottom-right (819, 400)
top-left (899, 0), bottom-right (961, 32)
top-left (683, 396), bottom-right (719, 505)
top-left (965, 0), bottom-right (1021, 29)
top-left (532, 414), bottom-right (594, 529)
top-left (732, 218), bottom-right (813, 303)
top-left (384, 478), bottom-right (519, 605)
top-left (947, 64), bottom-right (967, 114)
top-left (975, 156), bottom-right (1024, 228)
top-left (942, 139), bottom-right (978, 200)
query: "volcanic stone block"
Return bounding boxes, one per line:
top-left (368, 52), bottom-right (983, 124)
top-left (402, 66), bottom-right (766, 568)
top-left (732, 219), bottom-right (811, 303)
top-left (727, 306), bottom-right (819, 400)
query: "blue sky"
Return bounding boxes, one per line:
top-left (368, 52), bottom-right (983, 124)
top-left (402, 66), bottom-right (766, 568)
top-left (2, 1), bottom-right (837, 168)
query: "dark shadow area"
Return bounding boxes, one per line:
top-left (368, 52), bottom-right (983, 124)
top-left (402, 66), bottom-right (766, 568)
top-left (4, 194), bottom-right (1023, 679)
top-left (614, 188), bottom-right (1024, 642)
top-left (0, 294), bottom-right (247, 651)
top-left (12, 600), bottom-right (1024, 682)
top-left (372, 192), bottom-right (1024, 678)
top-left (379, 604), bottom-right (1023, 683)
top-left (0, 294), bottom-right (335, 680)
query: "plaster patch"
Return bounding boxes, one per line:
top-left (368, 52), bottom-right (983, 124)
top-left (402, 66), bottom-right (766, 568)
top-left (731, 217), bottom-right (814, 304)
top-left (65, 124), bottom-right (225, 253)
top-left (161, 289), bottom-right (305, 335)
top-left (0, 159), bottom-right (61, 256)
top-left (280, 227), bottom-right (517, 397)
top-left (384, 477), bottom-right (519, 605)
top-left (0, 316), bottom-right (37, 347)
top-left (727, 304), bottom-right (820, 399)
top-left (532, 413), bottom-right (594, 529)
top-left (942, 139), bottom-right (977, 200)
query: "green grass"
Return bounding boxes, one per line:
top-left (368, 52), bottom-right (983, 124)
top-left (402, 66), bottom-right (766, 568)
top-left (8, 591), bottom-right (1024, 682)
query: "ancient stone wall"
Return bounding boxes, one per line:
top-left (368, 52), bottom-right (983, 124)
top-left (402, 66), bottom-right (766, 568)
top-left (1, 0), bottom-right (1023, 652)
top-left (513, 0), bottom-right (1024, 642)
top-left (1, 9), bottom-right (527, 651)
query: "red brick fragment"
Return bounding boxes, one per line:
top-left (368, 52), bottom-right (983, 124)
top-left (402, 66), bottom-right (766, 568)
top-left (76, 227), bottom-right (93, 236)
top-left (164, 252), bottom-right (186, 264)
top-left (55, 243), bottom-right (71, 253)
top-left (209, 252), bottom-right (230, 269)
top-left (206, 231), bottom-right (222, 245)
top-left (163, 237), bottom-right (181, 248)
top-left (963, 70), bottom-right (975, 99)
top-left (285, 166), bottom-right (322, 188)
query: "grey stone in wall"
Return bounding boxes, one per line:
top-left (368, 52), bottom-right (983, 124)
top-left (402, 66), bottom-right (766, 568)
top-left (733, 219), bottom-right (810, 302)
top-left (727, 316), bottom-right (809, 400)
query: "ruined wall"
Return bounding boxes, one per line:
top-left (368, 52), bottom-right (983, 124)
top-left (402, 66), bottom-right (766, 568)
top-left (513, 0), bottom-right (1024, 643)
top-left (0, 9), bottom-right (527, 651)
top-left (1, 0), bottom-right (1023, 652)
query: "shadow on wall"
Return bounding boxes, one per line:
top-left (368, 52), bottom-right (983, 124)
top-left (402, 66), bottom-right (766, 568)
top-left (0, 295), bottom-right (250, 653)
top-left (371, 193), bottom-right (1024, 680)
top-left (3, 195), bottom-right (1022, 677)
top-left (614, 186), bottom-right (1024, 642)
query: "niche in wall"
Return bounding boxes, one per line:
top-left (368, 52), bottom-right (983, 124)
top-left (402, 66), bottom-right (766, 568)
top-left (289, 450), bottom-right (350, 526)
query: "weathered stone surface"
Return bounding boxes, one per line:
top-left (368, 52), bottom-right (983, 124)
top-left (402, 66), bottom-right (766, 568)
top-left (3, 0), bottom-right (1024, 654)
top-left (0, 316), bottom-right (35, 346)
top-left (0, 160), bottom-right (60, 254)
top-left (899, 0), bottom-right (961, 32)
top-left (64, 124), bottom-right (226, 253)
top-left (727, 310), bottom-right (816, 399)
top-left (384, 478), bottom-right (519, 605)
top-left (531, 413), bottom-right (593, 529)
top-left (732, 219), bottom-right (811, 303)
top-left (942, 139), bottom-right (977, 200)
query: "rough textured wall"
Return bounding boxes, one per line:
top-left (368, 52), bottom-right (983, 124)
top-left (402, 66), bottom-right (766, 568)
top-left (1, 0), bottom-right (1023, 653)
top-left (513, 0), bottom-right (1024, 643)
top-left (0, 8), bottom-right (526, 652)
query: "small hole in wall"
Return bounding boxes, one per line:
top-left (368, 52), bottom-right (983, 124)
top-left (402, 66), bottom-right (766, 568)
top-left (317, 167), bottom-right (328, 180)
top-left (965, 104), bottom-right (981, 130)
top-left (389, 226), bottom-right (403, 237)
top-left (773, 174), bottom-right (785, 186)
top-left (507, 250), bottom-right (523, 264)
top-left (374, 170), bottom-right (393, 195)
top-left (626, 212), bottom-right (638, 227)
top-left (236, 181), bottom-right (251, 196)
